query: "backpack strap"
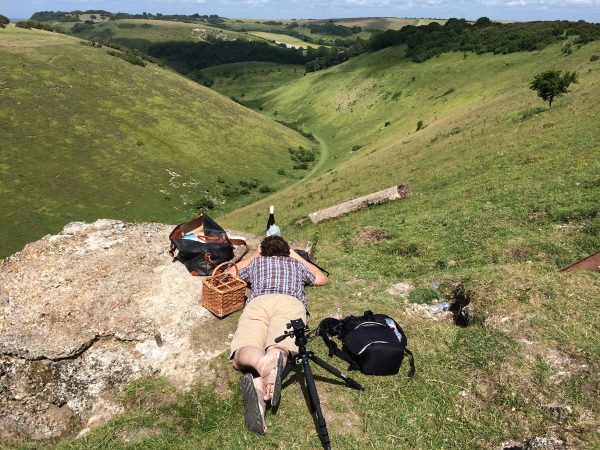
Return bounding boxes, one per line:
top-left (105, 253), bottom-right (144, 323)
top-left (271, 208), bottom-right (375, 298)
top-left (404, 348), bottom-right (416, 379)
top-left (317, 318), bottom-right (361, 371)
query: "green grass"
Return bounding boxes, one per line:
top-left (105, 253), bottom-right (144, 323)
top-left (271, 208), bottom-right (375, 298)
top-left (4, 24), bottom-right (600, 450)
top-left (210, 41), bottom-right (599, 447)
top-left (0, 26), bottom-right (310, 257)
top-left (200, 62), bottom-right (305, 102)
top-left (221, 18), bottom-right (370, 45)
top-left (51, 19), bottom-right (249, 49)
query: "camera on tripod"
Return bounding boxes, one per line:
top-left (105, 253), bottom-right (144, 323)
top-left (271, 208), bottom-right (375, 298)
top-left (287, 318), bottom-right (308, 332)
top-left (274, 318), bottom-right (363, 450)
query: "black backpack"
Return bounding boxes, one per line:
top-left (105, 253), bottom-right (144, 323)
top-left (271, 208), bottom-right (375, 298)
top-left (318, 311), bottom-right (415, 377)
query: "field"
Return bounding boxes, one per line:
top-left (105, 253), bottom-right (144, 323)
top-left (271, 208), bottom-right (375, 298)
top-left (221, 41), bottom-right (600, 448)
top-left (200, 62), bottom-right (305, 100)
top-left (248, 31), bottom-right (316, 48)
top-left (4, 20), bottom-right (600, 450)
top-left (329, 17), bottom-right (444, 30)
top-left (221, 18), bottom-right (371, 45)
top-left (0, 26), bottom-right (310, 257)
top-left (50, 19), bottom-right (249, 50)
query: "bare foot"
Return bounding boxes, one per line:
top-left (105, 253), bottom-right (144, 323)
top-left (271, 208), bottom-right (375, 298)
top-left (260, 349), bottom-right (285, 402)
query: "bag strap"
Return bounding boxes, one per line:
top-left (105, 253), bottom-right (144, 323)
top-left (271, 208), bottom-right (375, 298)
top-left (404, 348), bottom-right (416, 379)
top-left (229, 238), bottom-right (248, 263)
top-left (318, 318), bottom-right (361, 371)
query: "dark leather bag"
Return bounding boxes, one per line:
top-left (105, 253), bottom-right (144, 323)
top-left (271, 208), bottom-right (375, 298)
top-left (169, 213), bottom-right (247, 276)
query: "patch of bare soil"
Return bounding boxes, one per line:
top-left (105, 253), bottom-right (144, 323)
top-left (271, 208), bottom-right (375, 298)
top-left (353, 227), bottom-right (388, 245)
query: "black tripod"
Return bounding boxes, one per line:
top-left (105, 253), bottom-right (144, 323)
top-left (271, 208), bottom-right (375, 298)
top-left (274, 318), bottom-right (364, 450)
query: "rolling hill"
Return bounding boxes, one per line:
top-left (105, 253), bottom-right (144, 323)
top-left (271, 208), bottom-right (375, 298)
top-left (209, 40), bottom-right (600, 449)
top-left (0, 26), bottom-right (311, 257)
top-left (2, 18), bottom-right (600, 450)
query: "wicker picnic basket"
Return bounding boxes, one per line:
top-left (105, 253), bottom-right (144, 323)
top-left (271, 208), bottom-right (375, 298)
top-left (201, 261), bottom-right (247, 318)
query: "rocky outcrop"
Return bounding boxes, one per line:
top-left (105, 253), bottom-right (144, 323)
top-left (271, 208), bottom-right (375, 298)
top-left (0, 219), bottom-right (261, 441)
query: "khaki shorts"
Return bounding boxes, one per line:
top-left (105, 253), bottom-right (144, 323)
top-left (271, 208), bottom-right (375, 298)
top-left (230, 294), bottom-right (307, 358)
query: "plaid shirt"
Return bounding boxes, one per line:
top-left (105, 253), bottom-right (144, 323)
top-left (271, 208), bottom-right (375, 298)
top-left (239, 256), bottom-right (316, 312)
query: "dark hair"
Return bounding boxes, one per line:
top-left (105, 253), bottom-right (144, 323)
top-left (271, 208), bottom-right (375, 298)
top-left (260, 235), bottom-right (290, 257)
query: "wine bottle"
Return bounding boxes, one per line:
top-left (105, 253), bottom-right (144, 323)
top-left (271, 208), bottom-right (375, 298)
top-left (266, 205), bottom-right (281, 236)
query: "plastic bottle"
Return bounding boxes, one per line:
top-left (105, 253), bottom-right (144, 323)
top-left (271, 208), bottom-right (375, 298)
top-left (429, 302), bottom-right (451, 314)
top-left (384, 318), bottom-right (403, 343)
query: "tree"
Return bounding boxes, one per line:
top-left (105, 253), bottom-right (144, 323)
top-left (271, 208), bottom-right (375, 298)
top-left (0, 14), bottom-right (10, 28)
top-left (474, 17), bottom-right (493, 27)
top-left (529, 69), bottom-right (578, 110)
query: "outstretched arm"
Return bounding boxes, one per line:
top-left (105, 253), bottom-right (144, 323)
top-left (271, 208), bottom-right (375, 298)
top-left (226, 247), bottom-right (260, 275)
top-left (289, 249), bottom-right (329, 286)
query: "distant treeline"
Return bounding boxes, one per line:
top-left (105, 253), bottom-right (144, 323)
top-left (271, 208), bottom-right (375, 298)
top-left (15, 20), bottom-right (59, 32)
top-left (307, 21), bottom-right (361, 36)
top-left (368, 18), bottom-right (600, 62)
top-left (147, 40), bottom-right (305, 75)
top-left (30, 10), bottom-right (225, 25)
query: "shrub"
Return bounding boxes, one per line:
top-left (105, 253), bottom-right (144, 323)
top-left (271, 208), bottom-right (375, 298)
top-left (391, 91), bottom-right (402, 101)
top-left (277, 168), bottom-right (286, 175)
top-left (0, 15), bottom-right (9, 28)
top-left (351, 145), bottom-right (362, 152)
top-left (239, 179), bottom-right (259, 189)
top-left (590, 54), bottom-right (599, 62)
top-left (71, 22), bottom-right (91, 33)
top-left (416, 120), bottom-right (424, 131)
top-left (16, 21), bottom-right (54, 32)
top-left (106, 50), bottom-right (146, 67)
top-left (259, 185), bottom-right (272, 193)
top-left (216, 176), bottom-right (225, 183)
top-left (288, 146), bottom-right (315, 163)
top-left (293, 162), bottom-right (309, 170)
top-left (193, 197), bottom-right (214, 210)
top-left (136, 140), bottom-right (144, 146)
top-left (384, 121), bottom-right (391, 127)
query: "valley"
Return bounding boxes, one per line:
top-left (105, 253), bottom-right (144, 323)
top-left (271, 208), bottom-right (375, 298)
top-left (0, 11), bottom-right (599, 449)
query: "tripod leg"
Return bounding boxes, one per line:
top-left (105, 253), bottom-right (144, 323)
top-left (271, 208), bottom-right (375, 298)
top-left (302, 359), bottom-right (331, 450)
top-left (309, 354), bottom-right (364, 391)
top-left (280, 357), bottom-right (296, 381)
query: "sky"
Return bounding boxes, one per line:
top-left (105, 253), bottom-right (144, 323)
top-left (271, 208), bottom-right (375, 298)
top-left (1, 0), bottom-right (599, 22)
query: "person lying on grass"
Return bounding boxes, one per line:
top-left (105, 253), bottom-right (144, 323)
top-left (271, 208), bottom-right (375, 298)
top-left (226, 235), bottom-right (328, 434)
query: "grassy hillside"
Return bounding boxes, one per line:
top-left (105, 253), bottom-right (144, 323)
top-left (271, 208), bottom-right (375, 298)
top-left (0, 26), bottom-right (311, 257)
top-left (328, 17), bottom-right (444, 30)
top-left (5, 24), bottom-right (600, 450)
top-left (46, 40), bottom-right (600, 450)
top-left (214, 43), bottom-right (599, 447)
top-left (51, 19), bottom-right (250, 50)
top-left (199, 62), bottom-right (304, 101)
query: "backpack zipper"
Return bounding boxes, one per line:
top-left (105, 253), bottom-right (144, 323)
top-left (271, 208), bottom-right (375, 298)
top-left (354, 321), bottom-right (386, 329)
top-left (357, 341), bottom-right (390, 355)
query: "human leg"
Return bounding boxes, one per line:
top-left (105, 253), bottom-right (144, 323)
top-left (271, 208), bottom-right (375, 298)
top-left (261, 295), bottom-right (307, 402)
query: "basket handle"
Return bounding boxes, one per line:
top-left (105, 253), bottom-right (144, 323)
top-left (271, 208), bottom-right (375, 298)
top-left (212, 261), bottom-right (238, 277)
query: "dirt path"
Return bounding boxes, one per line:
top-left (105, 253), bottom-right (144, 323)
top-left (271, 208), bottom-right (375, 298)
top-left (302, 133), bottom-right (329, 182)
